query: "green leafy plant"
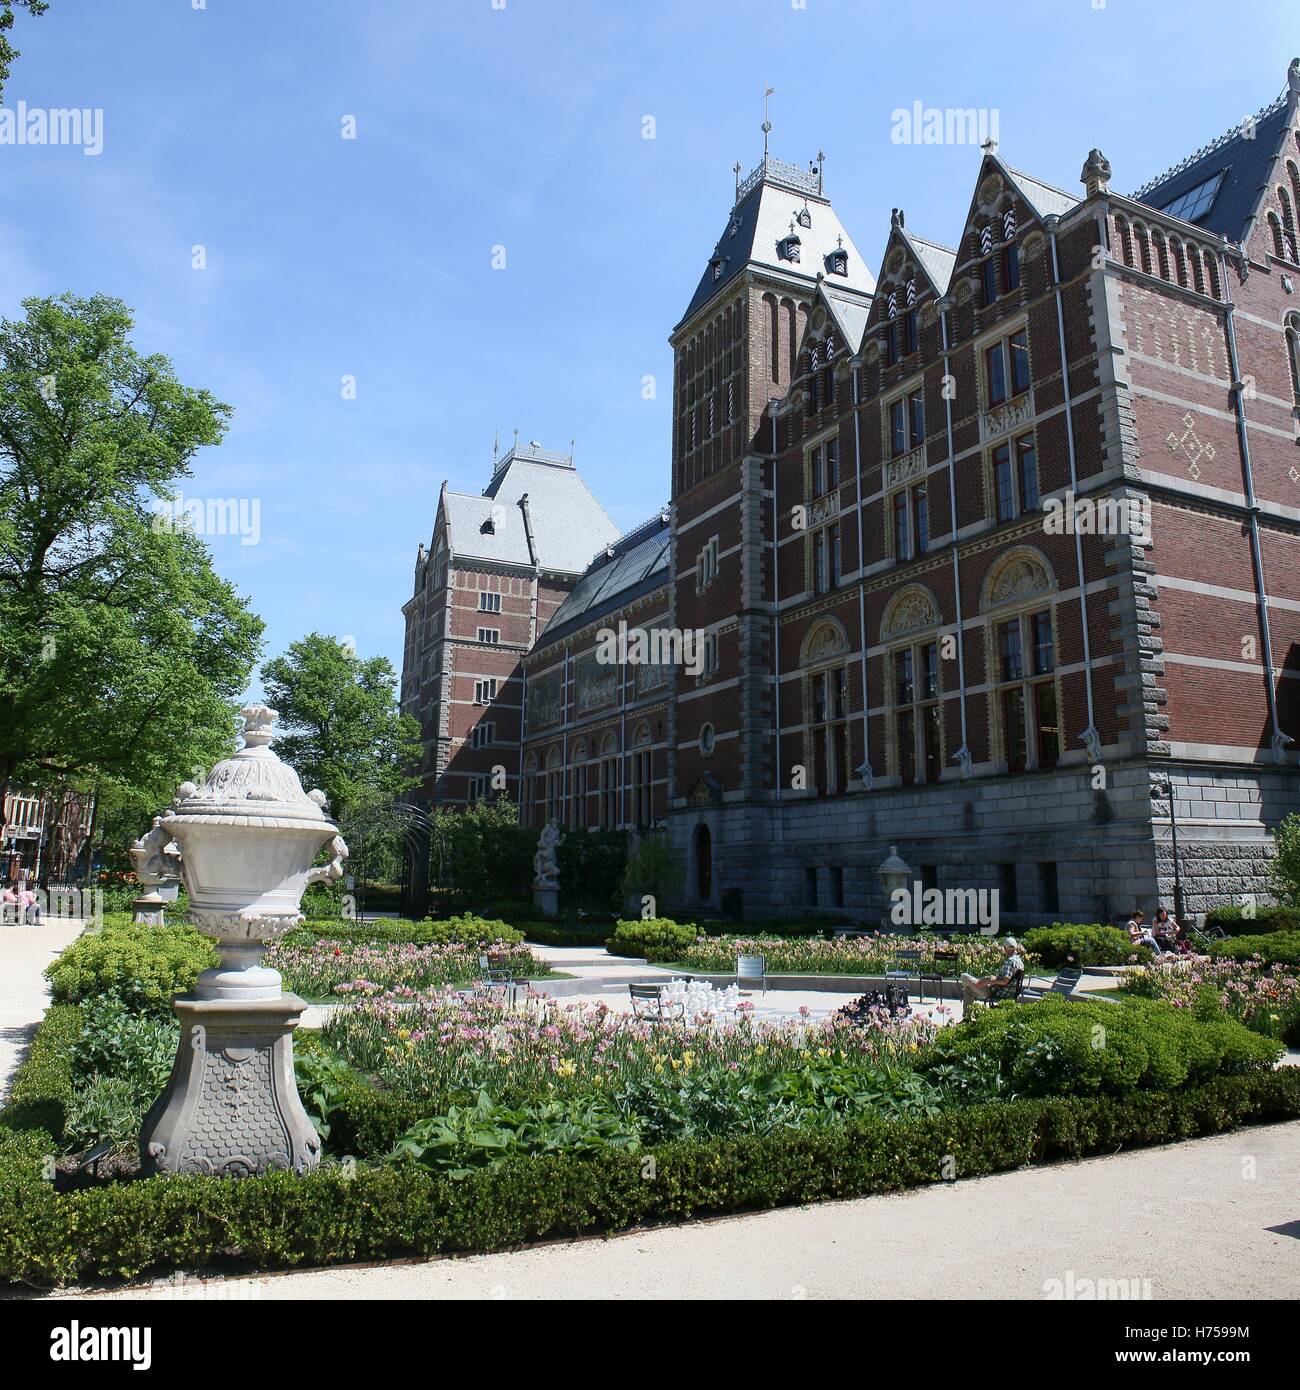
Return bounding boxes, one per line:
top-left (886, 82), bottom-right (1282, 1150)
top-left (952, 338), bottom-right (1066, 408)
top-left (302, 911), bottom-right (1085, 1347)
top-left (1210, 932), bottom-right (1300, 969)
top-left (622, 831), bottom-right (684, 908)
top-left (1265, 813), bottom-right (1300, 908)
top-left (44, 919), bottom-right (215, 1014)
top-left (606, 917), bottom-right (698, 962)
top-left (387, 1091), bottom-right (640, 1178)
top-left (1021, 924), bottom-right (1151, 967)
top-left (1204, 905), bottom-right (1300, 937)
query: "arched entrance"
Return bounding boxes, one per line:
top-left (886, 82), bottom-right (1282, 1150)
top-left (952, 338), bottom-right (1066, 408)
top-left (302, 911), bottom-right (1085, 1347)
top-left (694, 823), bottom-right (712, 901)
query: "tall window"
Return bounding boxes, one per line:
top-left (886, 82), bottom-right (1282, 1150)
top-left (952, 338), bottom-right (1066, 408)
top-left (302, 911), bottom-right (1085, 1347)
top-left (812, 524), bottom-right (840, 593)
top-left (570, 755), bottom-right (589, 828)
top-left (986, 328), bottom-right (1030, 407)
top-left (981, 253), bottom-right (998, 307)
top-left (996, 608), bottom-right (1059, 773)
top-left (908, 389), bottom-right (925, 448)
top-left (890, 398), bottom-right (907, 456)
top-left (632, 728), bottom-right (654, 827)
top-left (903, 308), bottom-right (918, 356)
top-left (894, 491), bottom-right (911, 562)
top-left (1003, 240), bottom-right (1020, 292)
top-left (810, 665), bottom-right (850, 795)
top-left (545, 750), bottom-right (563, 823)
top-left (992, 432), bottom-right (1038, 522)
top-left (893, 639), bottom-right (942, 784)
top-left (599, 736), bottom-right (619, 828)
top-left (811, 439), bottom-right (838, 495)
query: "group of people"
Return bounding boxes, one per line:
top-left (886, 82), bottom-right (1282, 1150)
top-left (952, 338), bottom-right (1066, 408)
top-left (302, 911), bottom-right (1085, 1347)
top-left (0, 883), bottom-right (42, 924)
top-left (1125, 908), bottom-right (1195, 958)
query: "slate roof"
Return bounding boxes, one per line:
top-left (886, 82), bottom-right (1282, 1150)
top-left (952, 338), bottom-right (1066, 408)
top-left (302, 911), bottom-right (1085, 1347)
top-left (820, 282), bottom-right (874, 354)
top-left (441, 442), bottom-right (620, 574)
top-left (1131, 84), bottom-right (1292, 242)
top-left (905, 233), bottom-right (958, 295)
top-left (679, 156), bottom-right (875, 327)
top-left (1002, 164), bottom-right (1079, 221)
top-left (536, 510), bottom-right (672, 648)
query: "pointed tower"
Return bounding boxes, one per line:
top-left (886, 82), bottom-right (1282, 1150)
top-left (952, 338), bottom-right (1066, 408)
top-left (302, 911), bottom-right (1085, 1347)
top-left (667, 146), bottom-right (871, 909)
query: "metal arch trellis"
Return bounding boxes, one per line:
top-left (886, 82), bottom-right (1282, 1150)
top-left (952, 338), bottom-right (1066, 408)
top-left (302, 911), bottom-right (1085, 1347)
top-left (336, 800), bottom-right (437, 921)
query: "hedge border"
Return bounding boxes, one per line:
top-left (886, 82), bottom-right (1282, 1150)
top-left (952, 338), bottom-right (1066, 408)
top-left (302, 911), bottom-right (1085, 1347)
top-left (2, 1007), bottom-right (1298, 1288)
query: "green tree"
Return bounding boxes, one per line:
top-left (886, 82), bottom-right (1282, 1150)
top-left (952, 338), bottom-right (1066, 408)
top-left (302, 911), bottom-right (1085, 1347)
top-left (623, 830), bottom-right (684, 910)
top-left (0, 1), bottom-right (47, 102)
top-left (1266, 813), bottom-right (1300, 907)
top-left (0, 293), bottom-right (263, 868)
top-left (259, 633), bottom-right (420, 827)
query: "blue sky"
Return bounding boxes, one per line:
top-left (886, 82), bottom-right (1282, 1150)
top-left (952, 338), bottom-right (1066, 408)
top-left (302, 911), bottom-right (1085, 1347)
top-left (2, 0), bottom-right (1293, 693)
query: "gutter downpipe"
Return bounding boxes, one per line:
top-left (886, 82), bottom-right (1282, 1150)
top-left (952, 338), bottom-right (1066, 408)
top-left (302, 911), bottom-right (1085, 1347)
top-left (770, 399), bottom-right (784, 850)
top-left (1221, 245), bottom-right (1288, 761)
top-left (1046, 214), bottom-right (1101, 762)
top-left (937, 299), bottom-right (972, 774)
top-left (850, 357), bottom-right (873, 785)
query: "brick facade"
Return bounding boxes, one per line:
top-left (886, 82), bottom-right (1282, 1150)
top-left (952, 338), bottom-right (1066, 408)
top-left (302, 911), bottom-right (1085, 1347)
top-left (404, 64), bottom-right (1300, 922)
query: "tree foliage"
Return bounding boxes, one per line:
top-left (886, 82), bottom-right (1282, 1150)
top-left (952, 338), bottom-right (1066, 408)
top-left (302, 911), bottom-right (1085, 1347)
top-left (0, 1), bottom-right (47, 103)
top-left (259, 633), bottom-right (419, 826)
top-left (1266, 813), bottom-right (1300, 908)
top-left (0, 292), bottom-right (263, 853)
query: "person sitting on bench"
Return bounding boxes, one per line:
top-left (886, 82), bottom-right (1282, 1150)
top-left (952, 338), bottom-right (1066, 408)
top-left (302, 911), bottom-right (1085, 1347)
top-left (960, 939), bottom-right (1024, 1009)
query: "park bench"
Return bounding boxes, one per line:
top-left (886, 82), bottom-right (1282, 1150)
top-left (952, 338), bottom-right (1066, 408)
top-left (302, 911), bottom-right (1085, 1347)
top-left (628, 982), bottom-right (685, 1024)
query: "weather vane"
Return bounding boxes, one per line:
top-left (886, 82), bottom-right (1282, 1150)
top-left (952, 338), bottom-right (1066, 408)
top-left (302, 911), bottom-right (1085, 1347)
top-left (762, 86), bottom-right (774, 159)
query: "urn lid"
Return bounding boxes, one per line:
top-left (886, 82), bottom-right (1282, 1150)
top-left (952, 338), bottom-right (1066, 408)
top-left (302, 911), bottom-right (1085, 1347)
top-left (163, 705), bottom-right (337, 832)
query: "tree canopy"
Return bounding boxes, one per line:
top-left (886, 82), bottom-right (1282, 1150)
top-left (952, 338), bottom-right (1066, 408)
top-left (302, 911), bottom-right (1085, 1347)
top-left (0, 292), bottom-right (264, 847)
top-left (0, 2), bottom-right (48, 102)
top-left (260, 633), bottom-right (420, 827)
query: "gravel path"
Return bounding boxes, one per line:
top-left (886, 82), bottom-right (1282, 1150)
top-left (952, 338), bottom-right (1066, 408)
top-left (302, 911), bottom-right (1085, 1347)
top-left (0, 919), bottom-right (86, 1104)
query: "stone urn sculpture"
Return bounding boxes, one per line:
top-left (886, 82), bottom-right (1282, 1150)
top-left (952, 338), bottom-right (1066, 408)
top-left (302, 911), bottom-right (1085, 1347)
top-left (130, 704), bottom-right (348, 1177)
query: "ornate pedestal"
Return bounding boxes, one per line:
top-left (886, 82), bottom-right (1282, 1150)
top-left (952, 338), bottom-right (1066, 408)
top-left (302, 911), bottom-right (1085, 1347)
top-left (140, 994), bottom-right (319, 1177)
top-left (532, 884), bottom-right (559, 918)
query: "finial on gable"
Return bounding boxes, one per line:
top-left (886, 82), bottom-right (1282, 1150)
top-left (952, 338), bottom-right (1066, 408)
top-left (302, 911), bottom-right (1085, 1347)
top-left (890, 207), bottom-right (904, 230)
top-left (981, 136), bottom-right (999, 157)
top-left (1289, 57), bottom-right (1300, 100)
top-left (1081, 147), bottom-right (1112, 197)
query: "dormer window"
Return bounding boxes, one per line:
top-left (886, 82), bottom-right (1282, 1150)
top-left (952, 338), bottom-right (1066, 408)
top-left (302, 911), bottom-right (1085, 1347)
top-left (481, 515), bottom-right (495, 535)
top-left (710, 254), bottom-right (727, 282)
top-left (779, 233), bottom-right (802, 263)
top-left (796, 206), bottom-right (812, 228)
top-left (826, 244), bottom-right (849, 276)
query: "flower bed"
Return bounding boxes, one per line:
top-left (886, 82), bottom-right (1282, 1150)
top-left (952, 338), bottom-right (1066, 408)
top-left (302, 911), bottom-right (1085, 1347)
top-left (1121, 956), bottom-right (1300, 1045)
top-left (321, 988), bottom-right (938, 1109)
top-left (268, 939), bottom-right (541, 1000)
top-left (673, 933), bottom-right (1010, 977)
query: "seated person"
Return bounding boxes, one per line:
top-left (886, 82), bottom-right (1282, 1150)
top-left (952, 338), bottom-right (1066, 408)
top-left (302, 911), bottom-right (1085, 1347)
top-left (960, 938), bottom-right (1024, 1009)
top-left (21, 888), bottom-right (41, 924)
top-left (1126, 910), bottom-right (1164, 956)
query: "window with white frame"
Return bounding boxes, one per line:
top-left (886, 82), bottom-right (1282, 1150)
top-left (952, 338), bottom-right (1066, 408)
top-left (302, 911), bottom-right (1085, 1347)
top-left (470, 722), bottom-right (495, 749)
top-left (478, 627), bottom-right (500, 644)
top-left (990, 432), bottom-right (1039, 523)
top-left (699, 630), bottom-right (720, 681)
top-left (473, 678), bottom-right (497, 705)
top-left (891, 637), bottom-right (943, 785)
top-left (479, 591), bottom-right (501, 613)
top-left (985, 327), bottom-right (1030, 407)
top-left (810, 438), bottom-right (839, 496)
top-left (696, 535), bottom-right (720, 592)
top-left (466, 774), bottom-right (488, 803)
top-left (994, 607), bottom-right (1059, 773)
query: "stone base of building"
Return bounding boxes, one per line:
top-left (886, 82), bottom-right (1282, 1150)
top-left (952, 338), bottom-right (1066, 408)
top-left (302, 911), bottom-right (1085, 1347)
top-left (668, 761), bottom-right (1300, 924)
top-left (140, 993), bottom-right (320, 1178)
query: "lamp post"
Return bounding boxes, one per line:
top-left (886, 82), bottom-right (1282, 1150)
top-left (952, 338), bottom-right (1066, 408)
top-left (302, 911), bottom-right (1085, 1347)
top-left (877, 845), bottom-right (913, 930)
top-left (130, 705), bottom-right (348, 1177)
top-left (1150, 779), bottom-right (1186, 924)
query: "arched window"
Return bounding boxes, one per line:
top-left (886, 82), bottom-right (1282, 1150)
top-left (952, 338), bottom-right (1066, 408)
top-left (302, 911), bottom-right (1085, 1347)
top-left (1169, 237), bottom-right (1188, 288)
top-left (570, 742), bottom-right (589, 829)
top-left (1285, 315), bottom-right (1300, 410)
top-left (1134, 224), bottom-right (1152, 274)
top-left (880, 586), bottom-right (943, 786)
top-left (800, 619), bottom-right (851, 795)
top-left (981, 549), bottom-right (1059, 774)
top-left (1190, 246), bottom-right (1206, 296)
top-left (599, 732), bottom-right (619, 829)
top-left (1152, 229), bottom-right (1171, 281)
top-left (631, 723), bottom-right (654, 828)
top-left (1288, 161), bottom-right (1300, 228)
top-left (1269, 212), bottom-right (1287, 262)
top-left (1114, 216), bottom-right (1134, 268)
top-left (1279, 188), bottom-right (1299, 262)
top-left (543, 747), bottom-right (564, 825)
top-left (1203, 251), bottom-right (1220, 300)
top-left (523, 752), bottom-right (540, 827)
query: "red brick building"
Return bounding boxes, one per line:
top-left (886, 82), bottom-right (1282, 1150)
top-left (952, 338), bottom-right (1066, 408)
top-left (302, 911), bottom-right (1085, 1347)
top-left (405, 60), bottom-right (1300, 922)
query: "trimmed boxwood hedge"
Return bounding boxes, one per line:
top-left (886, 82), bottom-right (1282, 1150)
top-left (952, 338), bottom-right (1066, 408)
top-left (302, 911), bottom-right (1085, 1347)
top-left (2, 1003), bottom-right (1299, 1287)
top-left (1204, 906), bottom-right (1300, 937)
top-left (1210, 931), bottom-right (1300, 969)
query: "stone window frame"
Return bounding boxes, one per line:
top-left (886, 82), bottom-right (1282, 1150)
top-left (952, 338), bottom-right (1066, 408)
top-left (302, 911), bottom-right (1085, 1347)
top-left (630, 722), bottom-right (655, 828)
top-left (979, 548), bottom-right (1061, 775)
top-left (985, 429), bottom-right (1040, 526)
top-left (799, 617), bottom-right (852, 797)
top-left (879, 585), bottom-right (944, 786)
top-left (1284, 311), bottom-right (1300, 417)
top-left (695, 534), bottom-right (720, 593)
top-left (977, 315), bottom-right (1032, 413)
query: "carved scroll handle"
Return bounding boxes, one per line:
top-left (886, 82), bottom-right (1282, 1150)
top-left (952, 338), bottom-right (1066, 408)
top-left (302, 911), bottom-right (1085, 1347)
top-left (130, 816), bottom-right (183, 886)
top-left (305, 834), bottom-right (349, 886)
